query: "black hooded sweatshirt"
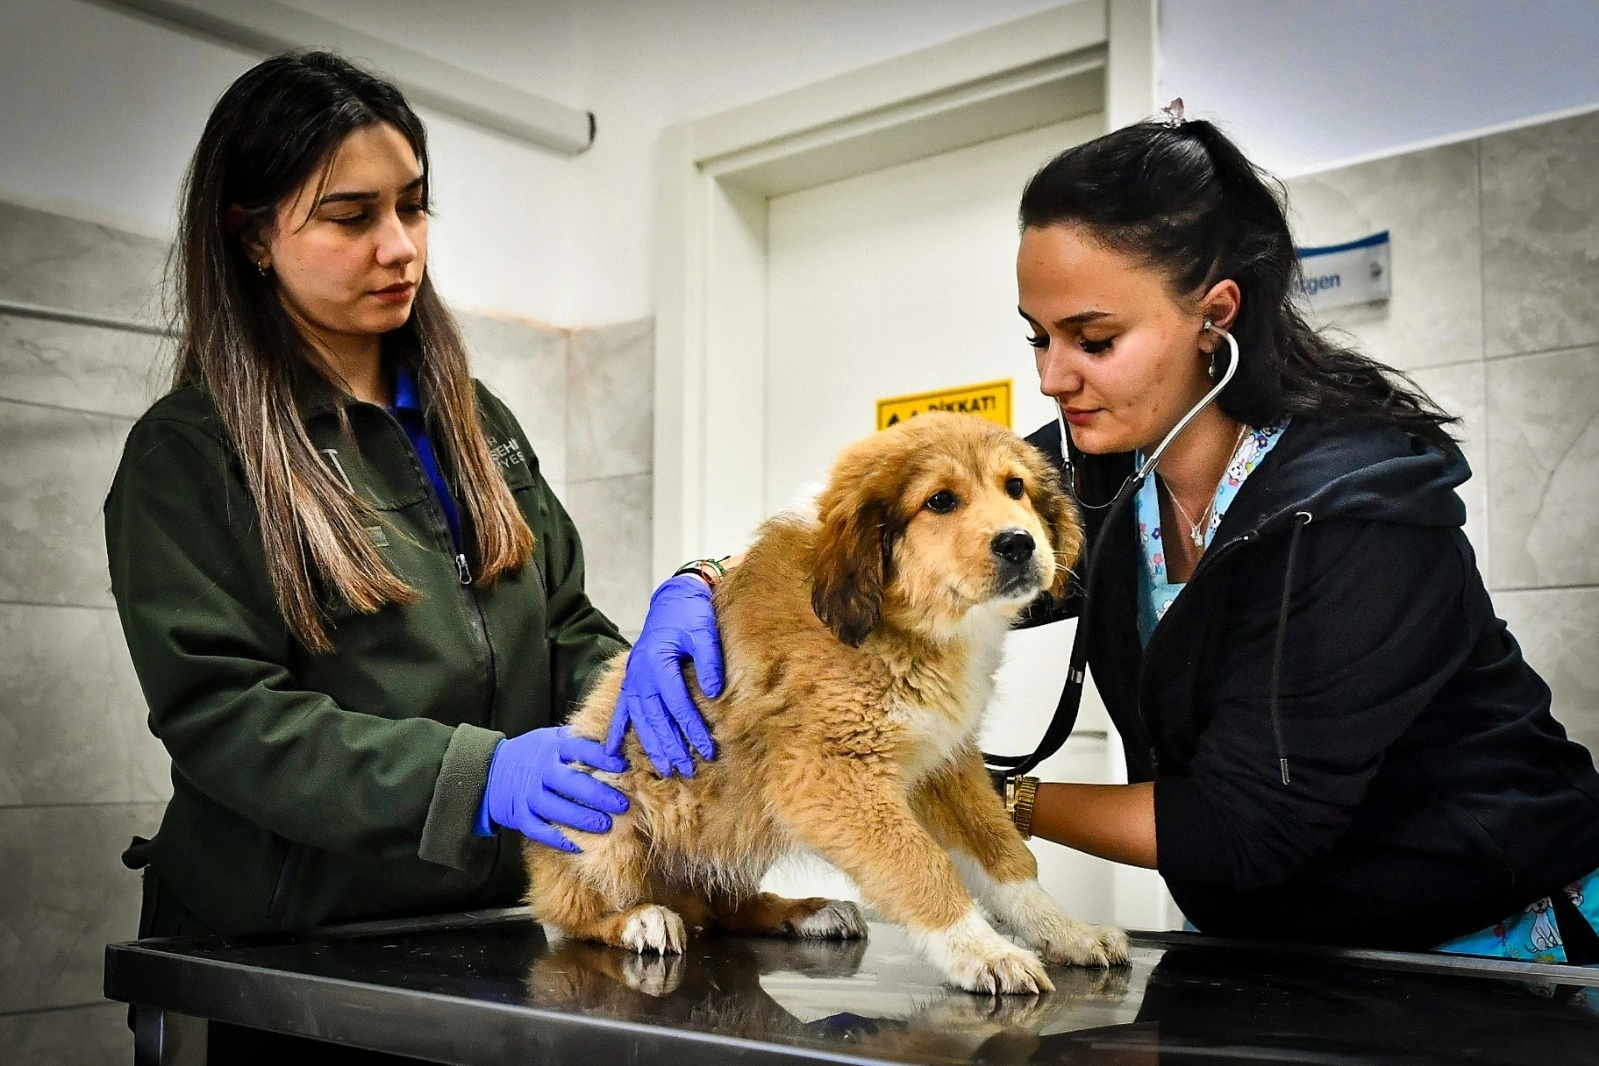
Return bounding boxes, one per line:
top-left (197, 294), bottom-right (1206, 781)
top-left (1024, 415), bottom-right (1599, 950)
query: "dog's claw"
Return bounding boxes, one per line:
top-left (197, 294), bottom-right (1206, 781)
top-left (1036, 923), bottom-right (1129, 968)
top-left (955, 948), bottom-right (1053, 996)
top-left (620, 905), bottom-right (687, 955)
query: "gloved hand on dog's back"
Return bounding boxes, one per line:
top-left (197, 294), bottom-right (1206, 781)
top-left (605, 573), bottom-right (723, 777)
top-left (474, 727), bottom-right (629, 853)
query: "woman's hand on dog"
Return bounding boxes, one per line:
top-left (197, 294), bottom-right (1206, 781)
top-left (606, 574), bottom-right (723, 777)
top-left (476, 727), bottom-right (630, 852)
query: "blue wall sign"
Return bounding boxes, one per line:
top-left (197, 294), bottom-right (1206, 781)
top-left (1294, 231), bottom-right (1390, 311)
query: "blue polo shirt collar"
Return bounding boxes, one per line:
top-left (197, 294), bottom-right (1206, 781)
top-left (386, 361), bottom-right (464, 553)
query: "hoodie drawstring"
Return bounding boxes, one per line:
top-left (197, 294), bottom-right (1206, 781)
top-left (1270, 510), bottom-right (1313, 785)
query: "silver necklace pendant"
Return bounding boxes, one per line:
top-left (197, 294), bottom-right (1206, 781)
top-left (1190, 525), bottom-right (1205, 549)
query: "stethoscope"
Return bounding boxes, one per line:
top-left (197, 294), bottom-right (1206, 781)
top-left (983, 321), bottom-right (1241, 783)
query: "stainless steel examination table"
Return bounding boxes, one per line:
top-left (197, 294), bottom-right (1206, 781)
top-left (106, 908), bottom-right (1599, 1065)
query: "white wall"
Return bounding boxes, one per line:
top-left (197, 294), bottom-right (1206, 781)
top-left (0, 0), bottom-right (1063, 327)
top-left (1158, 0), bottom-right (1599, 176)
top-left (0, 0), bottom-right (580, 326)
top-left (4, 1), bottom-right (1598, 328)
top-left (271, 0), bottom-right (1072, 325)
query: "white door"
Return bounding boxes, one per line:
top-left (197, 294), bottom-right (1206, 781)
top-left (755, 116), bottom-right (1177, 929)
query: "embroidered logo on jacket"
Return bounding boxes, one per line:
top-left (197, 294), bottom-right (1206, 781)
top-left (488, 436), bottom-right (527, 471)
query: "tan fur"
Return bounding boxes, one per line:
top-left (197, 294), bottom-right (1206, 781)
top-left (525, 412), bottom-right (1127, 993)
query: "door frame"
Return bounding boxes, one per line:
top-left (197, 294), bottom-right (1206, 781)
top-left (652, 0), bottom-right (1157, 571)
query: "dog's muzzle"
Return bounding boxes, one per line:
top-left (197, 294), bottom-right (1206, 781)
top-left (991, 527), bottom-right (1042, 596)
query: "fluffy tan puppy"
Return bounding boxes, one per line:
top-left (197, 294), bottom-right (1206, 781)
top-left (526, 412), bottom-right (1128, 994)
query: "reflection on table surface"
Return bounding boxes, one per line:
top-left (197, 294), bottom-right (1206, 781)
top-left (117, 911), bottom-right (1599, 1065)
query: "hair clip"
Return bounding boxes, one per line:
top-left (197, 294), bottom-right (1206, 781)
top-left (1160, 97), bottom-right (1186, 127)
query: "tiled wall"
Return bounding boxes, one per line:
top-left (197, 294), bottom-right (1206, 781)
top-left (0, 201), bottom-right (174, 1061)
top-left (0, 199), bottom-right (655, 1063)
top-left (561, 319), bottom-right (656, 640)
top-left (1284, 107), bottom-right (1599, 755)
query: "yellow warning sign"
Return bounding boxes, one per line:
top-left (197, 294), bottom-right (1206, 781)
top-left (877, 379), bottom-right (1011, 431)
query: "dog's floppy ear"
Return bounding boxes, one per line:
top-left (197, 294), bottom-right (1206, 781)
top-left (1023, 448), bottom-right (1082, 602)
top-left (811, 473), bottom-right (902, 647)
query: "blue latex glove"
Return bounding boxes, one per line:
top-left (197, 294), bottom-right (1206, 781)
top-left (605, 574), bottom-right (724, 777)
top-left (474, 727), bottom-right (629, 853)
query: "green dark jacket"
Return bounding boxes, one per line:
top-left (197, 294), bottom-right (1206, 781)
top-left (105, 373), bottom-right (625, 936)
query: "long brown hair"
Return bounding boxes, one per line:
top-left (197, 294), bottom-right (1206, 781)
top-left (172, 51), bottom-right (533, 652)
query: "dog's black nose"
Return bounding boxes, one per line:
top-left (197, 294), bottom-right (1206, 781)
top-left (991, 528), bottom-right (1035, 564)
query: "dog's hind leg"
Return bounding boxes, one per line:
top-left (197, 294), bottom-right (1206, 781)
top-left (708, 891), bottom-right (867, 940)
top-left (525, 838), bottom-right (691, 955)
top-left (911, 750), bottom-right (1128, 968)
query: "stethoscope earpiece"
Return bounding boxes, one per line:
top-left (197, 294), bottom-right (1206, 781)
top-left (1004, 314), bottom-right (1243, 781)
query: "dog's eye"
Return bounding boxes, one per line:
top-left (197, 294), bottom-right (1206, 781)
top-left (1006, 477), bottom-right (1025, 499)
top-left (925, 490), bottom-right (958, 514)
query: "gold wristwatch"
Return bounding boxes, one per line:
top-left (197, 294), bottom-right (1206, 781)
top-left (1002, 775), bottom-right (1040, 840)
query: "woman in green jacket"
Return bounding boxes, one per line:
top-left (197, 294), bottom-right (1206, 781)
top-left (105, 52), bottom-right (720, 941)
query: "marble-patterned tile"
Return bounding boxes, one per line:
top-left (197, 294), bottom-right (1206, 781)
top-left (457, 310), bottom-right (568, 486)
top-left (0, 314), bottom-right (169, 418)
top-left (1495, 587), bottom-right (1599, 759)
top-left (0, 1002), bottom-right (134, 1066)
top-left (0, 402), bottom-right (128, 608)
top-left (1482, 109), bottom-right (1599, 358)
top-left (563, 474), bottom-right (653, 639)
top-left (0, 604), bottom-right (170, 808)
top-left (1485, 346), bottom-right (1599, 590)
top-left (1286, 140), bottom-right (1482, 372)
top-left (1410, 361), bottom-right (1488, 566)
top-left (0, 802), bottom-right (164, 1012)
top-left (0, 201), bottom-right (168, 327)
top-left (567, 318), bottom-right (654, 481)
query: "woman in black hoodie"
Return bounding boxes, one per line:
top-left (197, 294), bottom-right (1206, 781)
top-left (1005, 111), bottom-right (1599, 960)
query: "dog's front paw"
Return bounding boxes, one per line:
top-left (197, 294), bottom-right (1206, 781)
top-left (1032, 919), bottom-right (1129, 969)
top-left (995, 881), bottom-right (1128, 968)
top-left (790, 900), bottom-right (869, 940)
top-left (948, 939), bottom-right (1054, 996)
top-left (620, 904), bottom-right (687, 955)
top-left (919, 908), bottom-right (1055, 995)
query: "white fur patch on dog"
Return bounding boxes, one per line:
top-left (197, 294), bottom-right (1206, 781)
top-left (792, 900), bottom-right (869, 939)
top-left (952, 852), bottom-right (1128, 967)
top-left (621, 905), bottom-right (687, 955)
top-left (890, 701), bottom-right (977, 783)
top-left (913, 905), bottom-right (1054, 995)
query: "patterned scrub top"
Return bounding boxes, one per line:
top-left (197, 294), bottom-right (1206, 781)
top-left (1133, 421), bottom-right (1287, 647)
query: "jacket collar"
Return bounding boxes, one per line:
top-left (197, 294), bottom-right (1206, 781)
top-left (1211, 417), bottom-right (1469, 544)
top-left (290, 355), bottom-right (428, 423)
top-left (290, 361), bottom-right (357, 422)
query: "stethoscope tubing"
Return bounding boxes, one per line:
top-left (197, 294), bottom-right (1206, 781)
top-left (983, 324), bottom-right (1241, 781)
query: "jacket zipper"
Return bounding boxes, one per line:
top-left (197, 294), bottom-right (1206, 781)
top-left (376, 410), bottom-right (498, 725)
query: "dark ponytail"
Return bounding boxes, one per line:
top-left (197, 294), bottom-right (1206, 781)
top-left (1019, 119), bottom-right (1459, 452)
